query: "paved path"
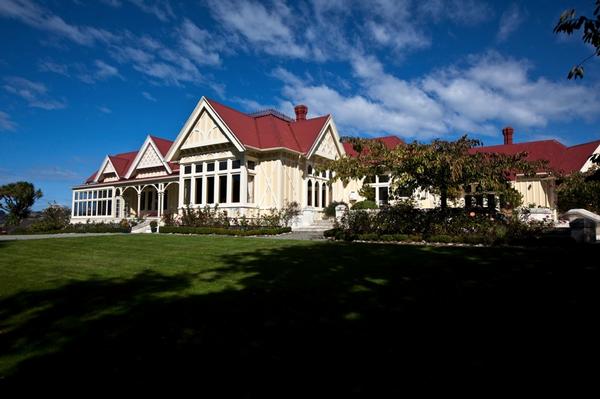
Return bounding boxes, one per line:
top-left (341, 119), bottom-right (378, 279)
top-left (266, 231), bottom-right (326, 240)
top-left (0, 233), bottom-right (126, 241)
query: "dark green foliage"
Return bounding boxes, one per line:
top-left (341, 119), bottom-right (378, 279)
top-left (324, 201), bottom-right (347, 217)
top-left (28, 203), bottom-right (71, 233)
top-left (333, 202), bottom-right (556, 245)
top-left (0, 181), bottom-right (43, 226)
top-left (159, 226), bottom-right (291, 236)
top-left (11, 221), bottom-right (130, 235)
top-left (351, 200), bottom-right (378, 210)
top-left (498, 187), bottom-right (523, 210)
top-left (554, 1), bottom-right (600, 79)
top-left (150, 221), bottom-right (158, 233)
top-left (556, 171), bottom-right (600, 214)
top-left (358, 184), bottom-right (375, 202)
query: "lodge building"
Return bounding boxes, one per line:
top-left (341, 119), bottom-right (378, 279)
top-left (71, 97), bottom-right (600, 226)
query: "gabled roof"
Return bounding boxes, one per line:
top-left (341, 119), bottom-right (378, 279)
top-left (124, 135), bottom-right (174, 179)
top-left (343, 135), bottom-right (405, 157)
top-left (471, 139), bottom-right (600, 175)
top-left (149, 136), bottom-right (173, 157)
top-left (205, 98), bottom-right (330, 154)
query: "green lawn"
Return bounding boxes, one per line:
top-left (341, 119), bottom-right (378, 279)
top-left (0, 235), bottom-right (598, 392)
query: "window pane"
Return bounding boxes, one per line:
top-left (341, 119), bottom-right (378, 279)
top-left (163, 190), bottom-right (168, 210)
top-left (219, 161), bottom-right (228, 171)
top-left (322, 184), bottom-right (326, 208)
top-left (195, 163), bottom-right (203, 173)
top-left (219, 175), bottom-right (227, 203)
top-left (378, 175), bottom-right (390, 183)
top-left (73, 202), bottom-right (78, 216)
top-left (231, 174), bottom-right (240, 203)
top-left (307, 180), bottom-right (313, 206)
top-left (307, 165), bottom-right (313, 175)
top-left (108, 189), bottom-right (112, 197)
top-left (183, 179), bottom-right (191, 205)
top-left (247, 175), bottom-right (255, 203)
top-left (207, 176), bottom-right (215, 203)
top-left (247, 160), bottom-right (255, 170)
top-left (141, 192), bottom-right (146, 210)
top-left (195, 178), bottom-right (203, 204)
top-left (207, 162), bottom-right (215, 172)
top-left (232, 160), bottom-right (241, 169)
top-left (315, 182), bottom-right (320, 207)
top-left (378, 186), bottom-right (389, 205)
top-left (184, 165), bottom-right (192, 175)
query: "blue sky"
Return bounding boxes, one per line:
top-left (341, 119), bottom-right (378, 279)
top-left (1, 0), bottom-right (599, 209)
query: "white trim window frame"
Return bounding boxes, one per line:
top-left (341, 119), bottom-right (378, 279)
top-left (72, 187), bottom-right (115, 218)
top-left (180, 157), bottom-right (249, 208)
top-left (305, 163), bottom-right (331, 209)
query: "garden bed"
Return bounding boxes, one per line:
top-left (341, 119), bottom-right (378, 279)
top-left (159, 226), bottom-right (292, 236)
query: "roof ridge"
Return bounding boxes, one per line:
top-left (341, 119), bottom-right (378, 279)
top-left (206, 97), bottom-right (252, 117)
top-left (567, 139), bottom-right (600, 149)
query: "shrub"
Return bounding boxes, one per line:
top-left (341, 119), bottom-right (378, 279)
top-left (159, 226), bottom-right (291, 236)
top-left (150, 221), bottom-right (158, 233)
top-left (331, 201), bottom-right (555, 246)
top-left (28, 202), bottom-right (71, 233)
top-left (351, 200), bottom-right (378, 210)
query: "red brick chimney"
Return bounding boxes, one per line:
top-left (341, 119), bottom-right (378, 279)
top-left (294, 104), bottom-right (307, 121)
top-left (502, 126), bottom-right (514, 145)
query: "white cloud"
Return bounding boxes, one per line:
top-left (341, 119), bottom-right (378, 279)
top-left (94, 60), bottom-right (121, 79)
top-left (178, 19), bottom-right (222, 66)
top-left (497, 3), bottom-right (525, 42)
top-left (3, 76), bottom-right (67, 110)
top-left (98, 106), bottom-right (112, 114)
top-left (0, 111), bottom-right (17, 131)
top-left (126, 0), bottom-right (174, 22)
top-left (208, 0), bottom-right (309, 58)
top-left (39, 59), bottom-right (122, 84)
top-left (270, 52), bottom-right (600, 139)
top-left (142, 91), bottom-right (157, 101)
top-left (0, 0), bottom-right (116, 46)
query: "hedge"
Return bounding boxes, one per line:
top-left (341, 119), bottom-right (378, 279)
top-left (9, 223), bottom-right (130, 235)
top-left (159, 226), bottom-right (292, 236)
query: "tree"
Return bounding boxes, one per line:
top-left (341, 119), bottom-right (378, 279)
top-left (0, 182), bottom-right (43, 226)
top-left (556, 169), bottom-right (600, 213)
top-left (554, 1), bottom-right (600, 79)
top-left (326, 136), bottom-right (544, 211)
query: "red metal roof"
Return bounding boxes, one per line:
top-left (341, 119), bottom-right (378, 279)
top-left (343, 135), bottom-right (405, 157)
top-left (471, 139), bottom-right (600, 175)
top-left (149, 136), bottom-right (173, 157)
top-left (206, 98), bottom-right (330, 153)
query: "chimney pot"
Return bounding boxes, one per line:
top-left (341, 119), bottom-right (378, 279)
top-left (294, 104), bottom-right (308, 121)
top-left (502, 126), bottom-right (514, 145)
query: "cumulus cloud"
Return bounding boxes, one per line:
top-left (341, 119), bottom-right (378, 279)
top-left (208, 0), bottom-right (309, 58)
top-left (0, 111), bottom-right (17, 131)
top-left (270, 52), bottom-right (600, 139)
top-left (3, 76), bottom-right (67, 110)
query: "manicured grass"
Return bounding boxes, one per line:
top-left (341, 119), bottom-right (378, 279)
top-left (0, 236), bottom-right (598, 392)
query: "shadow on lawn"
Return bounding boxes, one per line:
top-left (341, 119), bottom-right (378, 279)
top-left (1, 242), bottom-right (600, 392)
